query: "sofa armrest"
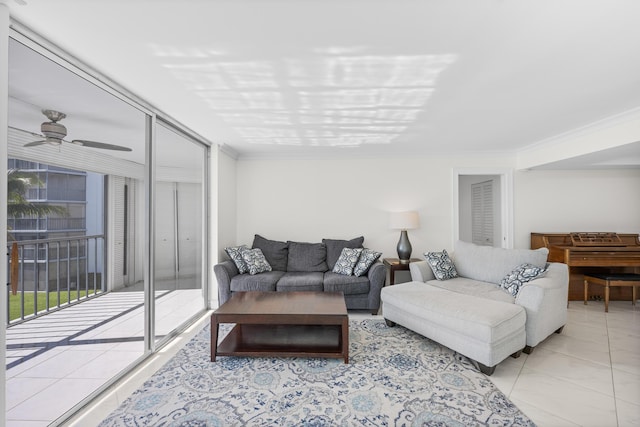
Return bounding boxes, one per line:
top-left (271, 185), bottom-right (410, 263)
top-left (515, 262), bottom-right (569, 347)
top-left (409, 261), bottom-right (435, 282)
top-left (213, 260), bottom-right (239, 307)
top-left (367, 261), bottom-right (386, 311)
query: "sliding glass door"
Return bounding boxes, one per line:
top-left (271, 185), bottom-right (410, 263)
top-left (6, 31), bottom-right (211, 424)
top-left (153, 122), bottom-right (207, 344)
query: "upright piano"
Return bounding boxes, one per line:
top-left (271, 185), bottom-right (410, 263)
top-left (531, 232), bottom-right (640, 301)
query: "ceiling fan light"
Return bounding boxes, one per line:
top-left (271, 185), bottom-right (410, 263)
top-left (45, 137), bottom-right (63, 146)
top-left (41, 121), bottom-right (67, 139)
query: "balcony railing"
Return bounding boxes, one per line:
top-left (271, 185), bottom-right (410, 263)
top-left (7, 217), bottom-right (86, 231)
top-left (6, 234), bottom-right (106, 325)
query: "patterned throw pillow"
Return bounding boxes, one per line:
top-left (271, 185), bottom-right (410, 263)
top-left (333, 248), bottom-right (363, 276)
top-left (241, 248), bottom-right (272, 275)
top-left (353, 248), bottom-right (382, 277)
top-left (500, 263), bottom-right (546, 296)
top-left (424, 250), bottom-right (458, 280)
top-left (225, 245), bottom-right (249, 274)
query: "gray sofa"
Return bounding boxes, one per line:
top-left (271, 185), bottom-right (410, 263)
top-left (381, 240), bottom-right (569, 375)
top-left (215, 235), bottom-right (386, 314)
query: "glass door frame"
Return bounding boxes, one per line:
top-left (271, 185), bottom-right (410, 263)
top-left (6, 21), bottom-right (212, 422)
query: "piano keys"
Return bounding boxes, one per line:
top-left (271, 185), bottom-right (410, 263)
top-left (531, 232), bottom-right (640, 301)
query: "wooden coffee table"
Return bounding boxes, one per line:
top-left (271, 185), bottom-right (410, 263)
top-left (211, 291), bottom-right (349, 363)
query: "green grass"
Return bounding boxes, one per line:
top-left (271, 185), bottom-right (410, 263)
top-left (9, 289), bottom-right (102, 321)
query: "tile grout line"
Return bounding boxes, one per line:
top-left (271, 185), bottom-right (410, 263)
top-left (506, 354), bottom-right (528, 399)
top-left (605, 311), bottom-right (620, 427)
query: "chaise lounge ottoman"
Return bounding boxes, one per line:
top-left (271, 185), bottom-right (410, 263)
top-left (381, 282), bottom-right (526, 375)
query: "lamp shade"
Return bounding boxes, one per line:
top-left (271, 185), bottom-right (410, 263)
top-left (389, 211), bottom-right (420, 230)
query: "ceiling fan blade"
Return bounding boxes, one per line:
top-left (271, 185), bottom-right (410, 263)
top-left (23, 140), bottom-right (49, 147)
top-left (9, 126), bottom-right (45, 139)
top-left (71, 139), bottom-right (132, 152)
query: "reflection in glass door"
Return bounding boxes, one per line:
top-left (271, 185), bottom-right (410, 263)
top-left (153, 122), bottom-right (207, 343)
top-left (6, 36), bottom-right (149, 424)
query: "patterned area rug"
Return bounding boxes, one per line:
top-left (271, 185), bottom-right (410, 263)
top-left (100, 319), bottom-right (534, 426)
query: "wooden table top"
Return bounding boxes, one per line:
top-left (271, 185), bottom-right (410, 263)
top-left (214, 291), bottom-right (347, 316)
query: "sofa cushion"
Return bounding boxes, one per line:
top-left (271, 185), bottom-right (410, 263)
top-left (323, 236), bottom-right (364, 270)
top-left (286, 241), bottom-right (328, 272)
top-left (381, 282), bottom-right (525, 353)
top-left (452, 240), bottom-right (549, 285)
top-left (230, 270), bottom-right (285, 292)
top-left (276, 272), bottom-right (324, 292)
top-left (323, 272), bottom-right (370, 295)
top-left (424, 249), bottom-right (458, 280)
top-left (333, 247), bottom-right (363, 275)
top-left (252, 234), bottom-right (289, 271)
top-left (224, 245), bottom-right (249, 274)
top-left (354, 248), bottom-right (382, 277)
top-left (500, 263), bottom-right (547, 296)
top-left (241, 248), bottom-right (272, 275)
top-left (426, 277), bottom-right (515, 304)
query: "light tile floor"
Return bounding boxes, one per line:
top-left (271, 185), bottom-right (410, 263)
top-left (64, 300), bottom-right (640, 427)
top-left (492, 300), bottom-right (640, 426)
top-left (5, 288), bottom-right (204, 426)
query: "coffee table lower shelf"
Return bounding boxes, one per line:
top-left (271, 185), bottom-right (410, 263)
top-left (215, 324), bottom-right (347, 362)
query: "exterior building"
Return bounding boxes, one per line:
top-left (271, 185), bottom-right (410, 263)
top-left (7, 159), bottom-right (103, 292)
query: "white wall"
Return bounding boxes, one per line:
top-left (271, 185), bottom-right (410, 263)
top-left (210, 149), bottom-right (238, 306)
top-left (514, 169), bottom-right (640, 248)
top-left (236, 155), bottom-right (515, 258)
top-left (216, 150), bottom-right (238, 261)
top-left (235, 156), bottom-right (640, 258)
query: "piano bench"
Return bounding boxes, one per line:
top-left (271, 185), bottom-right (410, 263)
top-left (583, 274), bottom-right (639, 312)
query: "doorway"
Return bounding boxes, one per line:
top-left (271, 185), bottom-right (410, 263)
top-left (453, 168), bottom-right (513, 249)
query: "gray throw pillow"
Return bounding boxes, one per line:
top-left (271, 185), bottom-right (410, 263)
top-left (322, 236), bottom-right (364, 270)
top-left (424, 249), bottom-right (458, 280)
top-left (287, 241), bottom-right (328, 272)
top-left (252, 234), bottom-right (289, 271)
top-left (500, 263), bottom-right (546, 296)
top-left (333, 247), bottom-right (363, 276)
top-left (353, 248), bottom-right (382, 277)
top-left (224, 245), bottom-right (249, 274)
top-left (241, 248), bottom-right (272, 275)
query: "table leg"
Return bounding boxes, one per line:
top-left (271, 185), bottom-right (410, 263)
top-left (211, 314), bottom-right (219, 362)
top-left (633, 286), bottom-right (637, 306)
top-left (584, 279), bottom-right (588, 305)
top-left (605, 285), bottom-right (610, 313)
top-left (342, 317), bottom-right (349, 364)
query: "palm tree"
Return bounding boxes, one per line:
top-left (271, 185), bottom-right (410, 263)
top-left (7, 169), bottom-right (68, 234)
top-left (7, 169), bottom-right (69, 294)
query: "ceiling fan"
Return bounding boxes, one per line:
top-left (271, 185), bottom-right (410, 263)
top-left (20, 109), bottom-right (132, 152)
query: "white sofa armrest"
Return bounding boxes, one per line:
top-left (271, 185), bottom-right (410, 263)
top-left (409, 261), bottom-right (435, 282)
top-left (515, 262), bottom-right (569, 348)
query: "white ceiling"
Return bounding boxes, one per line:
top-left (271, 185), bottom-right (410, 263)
top-left (6, 0), bottom-right (640, 166)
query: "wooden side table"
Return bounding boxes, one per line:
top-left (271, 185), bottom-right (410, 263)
top-left (383, 258), bottom-right (422, 285)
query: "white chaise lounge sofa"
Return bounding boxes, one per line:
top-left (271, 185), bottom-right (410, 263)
top-left (381, 240), bottom-right (569, 375)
